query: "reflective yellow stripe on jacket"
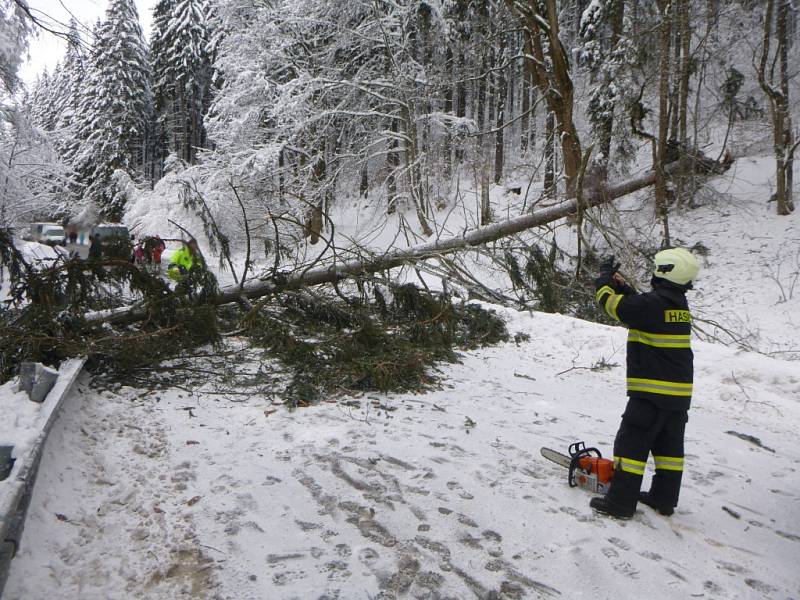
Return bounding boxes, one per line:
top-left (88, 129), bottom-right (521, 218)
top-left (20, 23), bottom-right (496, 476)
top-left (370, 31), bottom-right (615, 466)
top-left (626, 378), bottom-right (693, 397)
top-left (628, 329), bottom-right (691, 348)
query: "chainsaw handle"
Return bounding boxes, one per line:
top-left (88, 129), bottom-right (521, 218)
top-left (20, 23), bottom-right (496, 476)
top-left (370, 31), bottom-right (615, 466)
top-left (567, 442), bottom-right (604, 488)
top-left (568, 441), bottom-right (602, 459)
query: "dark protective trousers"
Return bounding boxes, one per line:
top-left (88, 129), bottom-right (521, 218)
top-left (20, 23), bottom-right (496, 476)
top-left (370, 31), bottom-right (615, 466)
top-left (606, 396), bottom-right (688, 510)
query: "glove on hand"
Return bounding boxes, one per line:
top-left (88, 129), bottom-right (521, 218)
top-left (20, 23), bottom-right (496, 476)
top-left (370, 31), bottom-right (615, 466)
top-left (596, 255), bottom-right (622, 289)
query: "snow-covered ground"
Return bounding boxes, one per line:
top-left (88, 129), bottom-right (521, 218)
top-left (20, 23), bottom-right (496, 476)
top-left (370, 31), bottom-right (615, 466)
top-left (3, 151), bottom-right (800, 599)
top-left (4, 307), bottom-right (799, 599)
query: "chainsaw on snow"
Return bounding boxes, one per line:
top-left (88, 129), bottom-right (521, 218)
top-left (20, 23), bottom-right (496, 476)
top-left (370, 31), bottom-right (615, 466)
top-left (540, 442), bottom-right (615, 494)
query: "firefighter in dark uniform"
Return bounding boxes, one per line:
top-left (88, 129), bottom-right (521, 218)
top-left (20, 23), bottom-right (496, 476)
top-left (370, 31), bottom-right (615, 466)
top-left (590, 248), bottom-right (700, 519)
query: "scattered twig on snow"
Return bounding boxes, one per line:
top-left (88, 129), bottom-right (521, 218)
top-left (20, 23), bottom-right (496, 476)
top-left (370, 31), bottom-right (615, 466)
top-left (556, 355), bottom-right (618, 377)
top-left (692, 316), bottom-right (757, 352)
top-left (729, 371), bottom-right (783, 416)
top-left (725, 430), bottom-right (776, 453)
top-left (722, 506), bottom-right (741, 519)
top-left (513, 372), bottom-right (537, 381)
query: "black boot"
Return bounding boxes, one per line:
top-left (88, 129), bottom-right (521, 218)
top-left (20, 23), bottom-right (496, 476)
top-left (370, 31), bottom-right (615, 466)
top-left (590, 495), bottom-right (635, 519)
top-left (638, 491), bottom-right (674, 516)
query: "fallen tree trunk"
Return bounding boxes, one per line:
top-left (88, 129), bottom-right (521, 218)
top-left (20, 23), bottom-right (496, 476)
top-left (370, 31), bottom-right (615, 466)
top-left (215, 165), bottom-right (665, 305)
top-left (85, 158), bottom-right (716, 325)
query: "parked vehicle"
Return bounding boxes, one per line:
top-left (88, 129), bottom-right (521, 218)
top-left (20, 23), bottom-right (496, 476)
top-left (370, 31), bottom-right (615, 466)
top-left (90, 224), bottom-right (130, 241)
top-left (89, 223), bottom-right (132, 260)
top-left (39, 225), bottom-right (65, 246)
top-left (23, 222), bottom-right (64, 245)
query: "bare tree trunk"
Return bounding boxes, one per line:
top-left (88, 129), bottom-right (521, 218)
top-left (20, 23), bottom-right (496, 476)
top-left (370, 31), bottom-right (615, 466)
top-left (180, 91), bottom-right (190, 163)
top-left (494, 33), bottom-right (507, 184)
top-left (676, 0), bottom-right (693, 206)
top-left (507, 0), bottom-right (582, 195)
top-left (455, 46), bottom-right (466, 164)
top-left (778, 0), bottom-right (795, 213)
top-left (481, 163), bottom-right (492, 224)
top-left (655, 0), bottom-right (673, 245)
top-left (545, 110), bottom-right (555, 197)
top-left (278, 147), bottom-right (286, 205)
top-left (360, 163), bottom-right (368, 199)
top-left (669, 0), bottom-right (681, 141)
top-left (400, 103), bottom-right (434, 236)
top-left (443, 46), bottom-right (454, 180)
top-left (387, 118), bottom-right (398, 214)
top-left (520, 51), bottom-right (531, 155)
top-left (478, 42), bottom-right (491, 224)
top-left (758, 0), bottom-right (795, 215)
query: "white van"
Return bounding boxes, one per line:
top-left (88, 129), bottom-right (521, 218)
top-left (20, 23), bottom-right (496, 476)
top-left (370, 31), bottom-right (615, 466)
top-left (24, 223), bottom-right (65, 246)
top-left (40, 225), bottom-right (65, 246)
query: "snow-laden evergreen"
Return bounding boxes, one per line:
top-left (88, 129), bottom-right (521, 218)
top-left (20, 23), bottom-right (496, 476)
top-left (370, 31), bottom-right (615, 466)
top-left (70, 0), bottom-right (153, 221)
top-left (164, 0), bottom-right (211, 163)
top-left (0, 0), bottom-right (31, 96)
top-left (151, 0), bottom-right (212, 174)
top-left (150, 0), bottom-right (178, 179)
top-left (51, 21), bottom-right (87, 146)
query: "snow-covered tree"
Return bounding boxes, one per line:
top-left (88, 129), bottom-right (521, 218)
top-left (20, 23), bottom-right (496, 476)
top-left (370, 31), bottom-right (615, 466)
top-left (0, 0), bottom-right (65, 228)
top-left (150, 0), bottom-right (176, 178)
top-left (26, 70), bottom-right (55, 130)
top-left (0, 108), bottom-right (70, 227)
top-left (205, 0), bottom-right (487, 238)
top-left (578, 0), bottom-right (638, 180)
top-left (0, 0), bottom-right (31, 98)
top-left (51, 20), bottom-right (87, 136)
top-left (151, 0), bottom-right (212, 170)
top-left (71, 0), bottom-right (153, 221)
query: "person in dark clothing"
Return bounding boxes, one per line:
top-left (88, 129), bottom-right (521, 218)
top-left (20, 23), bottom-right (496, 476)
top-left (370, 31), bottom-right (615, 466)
top-left (590, 248), bottom-right (700, 519)
top-left (87, 234), bottom-right (103, 261)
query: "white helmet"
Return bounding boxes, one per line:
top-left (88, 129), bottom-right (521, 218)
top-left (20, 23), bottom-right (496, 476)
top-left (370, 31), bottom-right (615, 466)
top-left (653, 248), bottom-right (699, 285)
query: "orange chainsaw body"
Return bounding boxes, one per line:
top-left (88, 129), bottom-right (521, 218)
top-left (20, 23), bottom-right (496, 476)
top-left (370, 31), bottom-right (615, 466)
top-left (573, 455), bottom-right (615, 493)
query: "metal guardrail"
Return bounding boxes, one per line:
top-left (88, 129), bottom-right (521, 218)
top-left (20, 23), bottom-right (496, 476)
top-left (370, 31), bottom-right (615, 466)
top-left (0, 357), bottom-right (86, 596)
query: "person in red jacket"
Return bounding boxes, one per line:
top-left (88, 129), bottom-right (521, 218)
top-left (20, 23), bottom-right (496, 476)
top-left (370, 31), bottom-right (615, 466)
top-left (151, 236), bottom-right (165, 266)
top-left (591, 248), bottom-right (700, 519)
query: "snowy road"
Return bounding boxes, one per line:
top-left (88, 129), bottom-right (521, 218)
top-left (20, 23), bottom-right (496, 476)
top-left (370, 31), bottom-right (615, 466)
top-left (5, 309), bottom-right (799, 599)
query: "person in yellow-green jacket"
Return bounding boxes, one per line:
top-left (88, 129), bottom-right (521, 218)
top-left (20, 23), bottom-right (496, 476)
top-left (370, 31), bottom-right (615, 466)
top-left (168, 239), bottom-right (204, 281)
top-left (590, 248), bottom-right (700, 520)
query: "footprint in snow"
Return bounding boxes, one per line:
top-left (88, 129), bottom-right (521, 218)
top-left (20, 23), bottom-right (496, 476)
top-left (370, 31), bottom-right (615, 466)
top-left (558, 505), bottom-right (595, 523)
top-left (271, 569), bottom-right (307, 586)
top-left (457, 513), bottom-right (478, 528)
top-left (745, 578), bottom-right (779, 594)
top-left (357, 546), bottom-right (380, 567)
top-left (458, 533), bottom-right (483, 549)
top-left (608, 537), bottom-right (631, 551)
top-left (446, 480), bottom-right (475, 500)
top-left (321, 559), bottom-right (351, 581)
top-left (334, 543), bottom-right (351, 558)
top-left (612, 561), bottom-right (640, 579)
